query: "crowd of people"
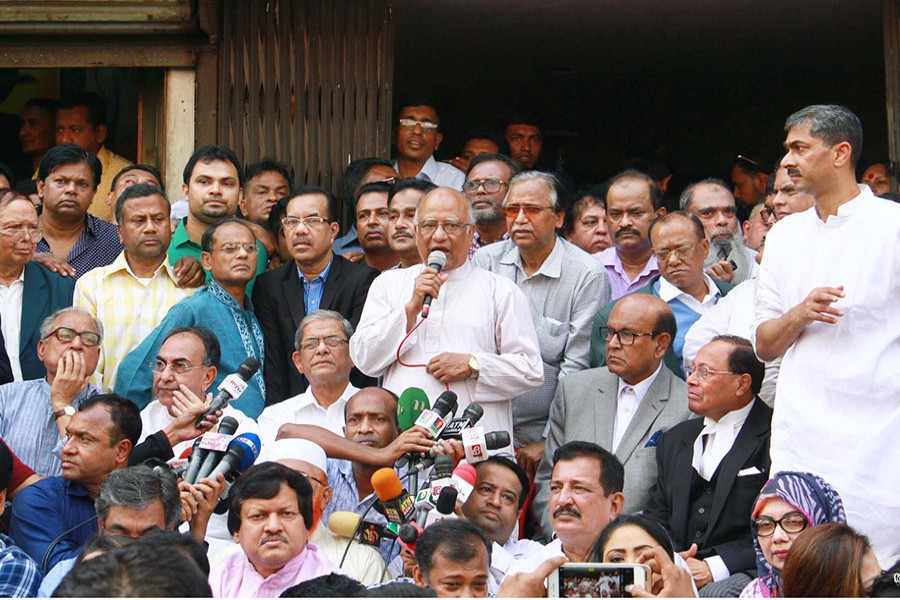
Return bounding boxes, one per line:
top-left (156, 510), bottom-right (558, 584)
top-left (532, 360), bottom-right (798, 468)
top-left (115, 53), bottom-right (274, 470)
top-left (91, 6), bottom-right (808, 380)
top-left (0, 91), bottom-right (896, 598)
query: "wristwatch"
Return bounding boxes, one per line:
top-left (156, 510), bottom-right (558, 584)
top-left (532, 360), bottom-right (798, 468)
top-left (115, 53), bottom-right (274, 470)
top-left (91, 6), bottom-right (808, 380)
top-left (53, 406), bottom-right (76, 419)
top-left (468, 354), bottom-right (480, 379)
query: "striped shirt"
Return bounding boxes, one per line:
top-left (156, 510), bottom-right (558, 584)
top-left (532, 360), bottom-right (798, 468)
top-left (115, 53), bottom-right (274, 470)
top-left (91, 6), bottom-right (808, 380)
top-left (35, 215), bottom-right (123, 279)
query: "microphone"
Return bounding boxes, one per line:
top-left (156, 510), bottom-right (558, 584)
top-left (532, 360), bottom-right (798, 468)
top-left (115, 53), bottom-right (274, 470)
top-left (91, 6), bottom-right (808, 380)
top-left (170, 445), bottom-right (194, 479)
top-left (461, 428), bottom-right (512, 464)
top-left (420, 250), bottom-right (448, 318)
top-left (429, 455), bottom-right (455, 497)
top-left (434, 486), bottom-right (458, 518)
top-left (371, 468), bottom-right (416, 525)
top-left (398, 521), bottom-right (424, 553)
top-left (206, 433), bottom-right (261, 481)
top-left (439, 403), bottom-right (484, 440)
top-left (396, 391), bottom-right (458, 470)
top-left (193, 416), bottom-right (239, 482)
top-left (452, 463), bottom-right (477, 503)
top-left (328, 511), bottom-right (362, 538)
top-left (183, 435), bottom-right (209, 484)
top-left (194, 358), bottom-right (260, 427)
top-left (397, 387), bottom-right (430, 431)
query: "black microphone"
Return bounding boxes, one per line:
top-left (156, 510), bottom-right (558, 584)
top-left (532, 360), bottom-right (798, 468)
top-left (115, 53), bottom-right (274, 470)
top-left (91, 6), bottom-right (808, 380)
top-left (439, 403), bottom-right (484, 440)
top-left (193, 416), bottom-right (239, 483)
top-left (207, 433), bottom-right (261, 481)
top-left (195, 358), bottom-right (260, 428)
top-left (396, 391), bottom-right (458, 470)
top-left (435, 486), bottom-right (458, 516)
top-left (183, 436), bottom-right (208, 484)
top-left (420, 250), bottom-right (448, 318)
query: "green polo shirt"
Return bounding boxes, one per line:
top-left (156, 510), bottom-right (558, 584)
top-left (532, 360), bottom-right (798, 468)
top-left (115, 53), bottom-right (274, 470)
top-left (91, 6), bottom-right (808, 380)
top-left (167, 218), bottom-right (269, 296)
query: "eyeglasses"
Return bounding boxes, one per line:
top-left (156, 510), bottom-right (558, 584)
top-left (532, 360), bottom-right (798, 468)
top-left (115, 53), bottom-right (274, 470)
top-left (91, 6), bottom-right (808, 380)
top-left (653, 244), bottom-right (697, 263)
top-left (0, 226), bottom-right (41, 242)
top-left (282, 216), bottom-right (329, 231)
top-left (298, 471), bottom-right (327, 487)
top-left (398, 118), bottom-right (439, 132)
top-left (379, 177), bottom-right (397, 186)
top-left (44, 326), bottom-right (101, 347)
top-left (686, 365), bottom-right (738, 380)
top-left (502, 204), bottom-right (554, 219)
top-left (416, 220), bottom-right (471, 236)
top-left (752, 512), bottom-right (808, 537)
top-left (298, 336), bottom-right (349, 352)
top-left (463, 179), bottom-right (508, 195)
top-left (151, 359), bottom-right (207, 375)
top-left (216, 242), bottom-right (259, 254)
top-left (601, 327), bottom-right (658, 346)
top-left (736, 154), bottom-right (764, 169)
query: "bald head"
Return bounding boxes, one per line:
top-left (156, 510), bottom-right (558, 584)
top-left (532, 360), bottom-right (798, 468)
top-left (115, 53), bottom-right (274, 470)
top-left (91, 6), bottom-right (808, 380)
top-left (606, 293), bottom-right (676, 385)
top-left (415, 187), bottom-right (475, 271)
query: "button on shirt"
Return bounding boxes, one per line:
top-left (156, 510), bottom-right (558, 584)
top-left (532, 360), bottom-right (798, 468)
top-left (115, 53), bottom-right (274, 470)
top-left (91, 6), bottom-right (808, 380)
top-left (298, 257), bottom-right (333, 315)
top-left (612, 362), bottom-right (663, 451)
top-left (0, 273), bottom-right (24, 381)
top-left (594, 248), bottom-right (659, 301)
top-left (257, 383), bottom-right (359, 447)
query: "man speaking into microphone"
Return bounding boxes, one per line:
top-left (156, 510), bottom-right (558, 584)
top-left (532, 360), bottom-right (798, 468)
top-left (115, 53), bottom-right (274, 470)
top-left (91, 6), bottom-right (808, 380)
top-left (351, 187), bottom-right (543, 446)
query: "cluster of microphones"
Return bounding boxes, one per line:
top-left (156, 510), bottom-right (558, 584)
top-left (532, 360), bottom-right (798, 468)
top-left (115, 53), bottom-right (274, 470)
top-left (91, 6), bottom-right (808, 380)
top-left (327, 388), bottom-right (511, 560)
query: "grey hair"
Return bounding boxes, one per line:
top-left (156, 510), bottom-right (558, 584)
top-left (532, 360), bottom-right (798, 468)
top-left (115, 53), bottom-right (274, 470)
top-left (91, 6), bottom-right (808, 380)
top-left (294, 309), bottom-right (354, 352)
top-left (679, 177), bottom-right (733, 212)
top-left (784, 104), bottom-right (863, 168)
top-left (96, 465), bottom-right (182, 530)
top-left (507, 170), bottom-right (564, 211)
top-left (39, 306), bottom-right (104, 343)
top-left (414, 187), bottom-right (477, 225)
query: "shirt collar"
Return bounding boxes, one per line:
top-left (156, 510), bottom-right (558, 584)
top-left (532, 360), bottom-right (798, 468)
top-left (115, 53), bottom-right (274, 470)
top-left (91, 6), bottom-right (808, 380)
top-left (445, 258), bottom-right (473, 281)
top-left (171, 218), bottom-right (196, 249)
top-left (417, 155), bottom-right (440, 182)
top-left (106, 250), bottom-right (179, 281)
top-left (616, 361), bottom-right (663, 402)
top-left (499, 236), bottom-right (564, 278)
top-left (702, 399), bottom-right (754, 432)
top-left (657, 272), bottom-right (720, 303)
top-left (829, 185), bottom-right (873, 220)
top-left (297, 256), bottom-right (334, 284)
top-left (597, 247), bottom-right (659, 277)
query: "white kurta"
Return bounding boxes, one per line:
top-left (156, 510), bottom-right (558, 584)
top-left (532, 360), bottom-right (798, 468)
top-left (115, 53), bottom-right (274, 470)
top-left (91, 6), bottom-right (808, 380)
top-left (257, 383), bottom-right (359, 447)
top-left (753, 187), bottom-right (900, 562)
top-left (139, 400), bottom-right (260, 458)
top-left (350, 261), bottom-right (543, 445)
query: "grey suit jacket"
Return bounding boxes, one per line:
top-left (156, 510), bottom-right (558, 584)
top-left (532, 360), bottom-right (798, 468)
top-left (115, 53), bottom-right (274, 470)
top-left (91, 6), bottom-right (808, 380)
top-left (533, 365), bottom-right (692, 541)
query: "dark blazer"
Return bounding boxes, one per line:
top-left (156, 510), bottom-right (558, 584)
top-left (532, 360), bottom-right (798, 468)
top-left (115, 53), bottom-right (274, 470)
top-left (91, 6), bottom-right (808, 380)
top-left (589, 275), bottom-right (734, 377)
top-left (20, 262), bottom-right (76, 380)
top-left (643, 398), bottom-right (772, 575)
top-left (252, 255), bottom-right (378, 405)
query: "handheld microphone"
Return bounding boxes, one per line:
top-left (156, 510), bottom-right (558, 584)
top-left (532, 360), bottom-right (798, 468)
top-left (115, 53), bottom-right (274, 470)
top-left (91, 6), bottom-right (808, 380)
top-left (429, 455), bottom-right (455, 497)
top-left (206, 433), bottom-right (261, 481)
top-left (397, 387), bottom-right (430, 431)
top-left (371, 468), bottom-right (415, 525)
top-left (462, 428), bottom-right (512, 464)
top-left (439, 403), bottom-right (484, 440)
top-left (452, 463), bottom-right (477, 503)
top-left (183, 436), bottom-right (209, 484)
top-left (194, 358), bottom-right (260, 427)
top-left (434, 486), bottom-right (458, 517)
top-left (396, 391), bottom-right (458, 470)
top-left (421, 250), bottom-right (448, 318)
top-left (329, 511), bottom-right (362, 538)
top-left (193, 416), bottom-right (239, 482)
top-left (170, 445), bottom-right (194, 479)
top-left (398, 521), bottom-right (424, 553)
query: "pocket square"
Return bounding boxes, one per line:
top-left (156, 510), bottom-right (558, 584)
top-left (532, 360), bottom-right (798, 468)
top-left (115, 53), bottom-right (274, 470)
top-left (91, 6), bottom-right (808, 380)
top-left (644, 430), bottom-right (662, 448)
top-left (738, 466), bottom-right (763, 477)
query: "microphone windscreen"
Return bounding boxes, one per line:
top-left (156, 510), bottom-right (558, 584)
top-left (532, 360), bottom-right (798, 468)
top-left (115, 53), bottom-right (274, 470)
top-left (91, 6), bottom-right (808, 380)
top-left (432, 391), bottom-right (458, 418)
top-left (236, 357), bottom-right (261, 380)
top-left (328, 511), bottom-right (363, 538)
top-left (231, 433), bottom-right (262, 471)
top-left (427, 250), bottom-right (447, 270)
top-left (371, 468), bottom-right (404, 502)
top-left (217, 416), bottom-right (240, 436)
top-left (397, 387), bottom-right (430, 431)
top-left (435, 487), bottom-right (458, 514)
top-left (485, 431), bottom-right (511, 450)
top-left (433, 454), bottom-right (453, 478)
top-left (453, 463), bottom-right (477, 486)
top-left (461, 403), bottom-right (484, 423)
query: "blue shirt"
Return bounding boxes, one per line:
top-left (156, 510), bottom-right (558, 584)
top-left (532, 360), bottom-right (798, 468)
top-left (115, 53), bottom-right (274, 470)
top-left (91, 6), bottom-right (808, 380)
top-left (114, 282), bottom-right (266, 419)
top-left (298, 257), bottom-right (334, 315)
top-left (35, 215), bottom-right (123, 279)
top-left (0, 533), bottom-right (42, 598)
top-left (0, 379), bottom-right (100, 476)
top-left (9, 478), bottom-right (97, 573)
top-left (37, 557), bottom-right (71, 597)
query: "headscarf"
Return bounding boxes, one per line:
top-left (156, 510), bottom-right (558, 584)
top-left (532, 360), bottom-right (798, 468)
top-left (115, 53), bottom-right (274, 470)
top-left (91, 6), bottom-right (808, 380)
top-left (748, 471), bottom-right (846, 597)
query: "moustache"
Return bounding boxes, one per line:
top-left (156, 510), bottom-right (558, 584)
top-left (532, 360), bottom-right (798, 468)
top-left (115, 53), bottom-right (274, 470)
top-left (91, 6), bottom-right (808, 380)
top-left (786, 167), bottom-right (802, 177)
top-left (353, 435), bottom-right (379, 445)
top-left (615, 227), bottom-right (640, 238)
top-left (391, 231), bottom-right (413, 240)
top-left (553, 506), bottom-right (582, 519)
top-left (259, 533), bottom-right (290, 546)
top-left (293, 236), bottom-right (313, 245)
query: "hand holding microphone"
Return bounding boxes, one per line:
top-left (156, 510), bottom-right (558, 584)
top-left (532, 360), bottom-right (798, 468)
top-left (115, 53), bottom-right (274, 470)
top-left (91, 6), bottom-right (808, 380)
top-left (406, 250), bottom-right (447, 325)
top-left (194, 357), bottom-right (260, 428)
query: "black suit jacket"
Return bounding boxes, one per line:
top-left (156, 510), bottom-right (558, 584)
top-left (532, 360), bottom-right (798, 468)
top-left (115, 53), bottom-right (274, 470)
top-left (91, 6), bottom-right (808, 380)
top-left (252, 255), bottom-right (378, 405)
top-left (643, 398), bottom-right (772, 575)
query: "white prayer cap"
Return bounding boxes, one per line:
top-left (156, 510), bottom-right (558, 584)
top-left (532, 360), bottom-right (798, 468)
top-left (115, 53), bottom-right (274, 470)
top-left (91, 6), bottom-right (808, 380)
top-left (259, 438), bottom-right (328, 473)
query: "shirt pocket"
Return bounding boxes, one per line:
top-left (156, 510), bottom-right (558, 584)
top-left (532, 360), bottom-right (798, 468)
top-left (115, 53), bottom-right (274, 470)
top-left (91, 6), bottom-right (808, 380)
top-left (534, 316), bottom-right (569, 365)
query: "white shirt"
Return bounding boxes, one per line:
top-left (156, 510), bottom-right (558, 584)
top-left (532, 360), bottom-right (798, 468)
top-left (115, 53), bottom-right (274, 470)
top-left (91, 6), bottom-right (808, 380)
top-left (612, 363), bottom-right (663, 451)
top-left (0, 272), bottom-right (24, 381)
top-left (752, 186), bottom-right (900, 563)
top-left (139, 399), bottom-right (260, 458)
top-left (350, 261), bottom-right (544, 446)
top-left (489, 536), bottom-right (546, 594)
top-left (683, 279), bottom-right (779, 407)
top-left (257, 383), bottom-right (359, 447)
top-left (690, 401), bottom-right (754, 481)
top-left (657, 273), bottom-right (722, 313)
top-left (394, 155), bottom-right (465, 190)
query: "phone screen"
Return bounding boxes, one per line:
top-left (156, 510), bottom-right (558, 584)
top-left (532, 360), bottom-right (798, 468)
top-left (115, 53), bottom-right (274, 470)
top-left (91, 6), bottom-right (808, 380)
top-left (557, 564), bottom-right (636, 598)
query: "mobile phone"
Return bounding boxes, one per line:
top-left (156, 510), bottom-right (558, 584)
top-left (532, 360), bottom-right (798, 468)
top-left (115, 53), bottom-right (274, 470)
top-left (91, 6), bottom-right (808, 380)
top-left (548, 562), bottom-right (651, 598)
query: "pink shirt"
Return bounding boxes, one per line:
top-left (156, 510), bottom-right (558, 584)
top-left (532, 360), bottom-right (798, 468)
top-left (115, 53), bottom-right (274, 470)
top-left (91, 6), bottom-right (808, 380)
top-left (210, 542), bottom-right (338, 597)
top-left (593, 247), bottom-right (659, 300)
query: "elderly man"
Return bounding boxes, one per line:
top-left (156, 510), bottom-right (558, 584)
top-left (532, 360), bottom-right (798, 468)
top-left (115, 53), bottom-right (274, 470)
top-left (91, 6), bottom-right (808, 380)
top-left (0, 307), bottom-right (102, 475)
top-left (464, 153), bottom-right (521, 258)
top-left (211, 462), bottom-right (338, 597)
top-left (351, 187), bottom-right (543, 442)
top-left (9, 394), bottom-right (141, 572)
top-left (591, 212), bottom-right (733, 378)
top-left (413, 520), bottom-right (492, 598)
top-left (535, 294), bottom-right (691, 530)
top-left (680, 179), bottom-right (758, 285)
top-left (258, 311), bottom-right (358, 446)
top-left (116, 219), bottom-right (266, 418)
top-left (0, 190), bottom-right (74, 381)
top-left (33, 144), bottom-right (123, 278)
top-left (645, 336), bottom-right (771, 596)
top-left (388, 178), bottom-right (435, 268)
top-left (594, 170), bottom-right (666, 301)
top-left (474, 171), bottom-right (609, 474)
top-left (755, 104), bottom-right (900, 563)
top-left (253, 186), bottom-right (378, 405)
top-left (75, 184), bottom-right (197, 391)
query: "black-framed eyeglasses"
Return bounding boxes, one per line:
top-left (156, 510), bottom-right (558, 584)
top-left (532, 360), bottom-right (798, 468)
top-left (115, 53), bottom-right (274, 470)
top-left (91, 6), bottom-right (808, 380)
top-left (44, 326), bottom-right (101, 347)
top-left (752, 512), bottom-right (808, 537)
top-left (601, 327), bottom-right (658, 346)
